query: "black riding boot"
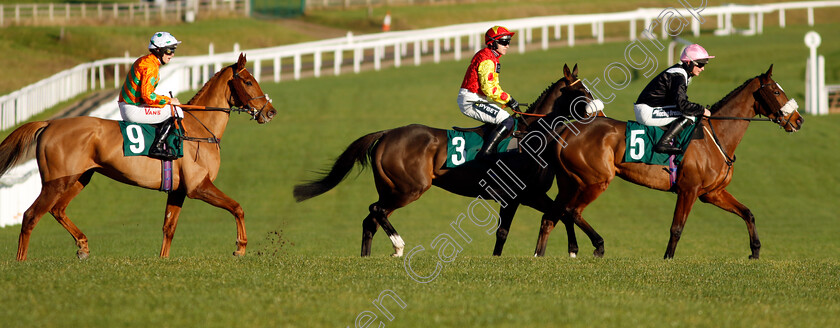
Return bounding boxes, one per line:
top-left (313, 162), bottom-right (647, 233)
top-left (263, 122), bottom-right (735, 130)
top-left (149, 118), bottom-right (177, 160)
top-left (654, 116), bottom-right (693, 155)
top-left (477, 123), bottom-right (510, 159)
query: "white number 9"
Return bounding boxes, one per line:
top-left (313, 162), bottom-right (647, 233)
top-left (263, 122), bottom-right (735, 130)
top-left (126, 125), bottom-right (145, 154)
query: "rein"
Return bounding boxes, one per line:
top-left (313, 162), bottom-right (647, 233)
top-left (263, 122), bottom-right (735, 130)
top-left (511, 78), bottom-right (583, 118)
top-left (699, 81), bottom-right (793, 166)
top-left (169, 66), bottom-right (271, 145)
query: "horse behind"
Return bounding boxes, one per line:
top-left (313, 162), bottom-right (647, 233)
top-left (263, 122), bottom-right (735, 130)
top-left (0, 53), bottom-right (276, 261)
top-left (294, 64), bottom-right (600, 257)
top-left (537, 65), bottom-right (803, 259)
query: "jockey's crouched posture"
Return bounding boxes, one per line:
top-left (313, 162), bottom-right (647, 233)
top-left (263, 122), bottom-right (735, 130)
top-left (457, 25), bottom-right (519, 158)
top-left (634, 44), bottom-right (714, 154)
top-left (118, 32), bottom-right (183, 159)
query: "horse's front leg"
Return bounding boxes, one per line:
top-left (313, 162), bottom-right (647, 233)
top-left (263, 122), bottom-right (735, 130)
top-left (160, 191), bottom-right (187, 258)
top-left (492, 203), bottom-right (519, 256)
top-left (525, 194), bottom-right (580, 258)
top-left (699, 189), bottom-right (760, 259)
top-left (664, 190), bottom-right (699, 259)
top-left (187, 177), bottom-right (247, 256)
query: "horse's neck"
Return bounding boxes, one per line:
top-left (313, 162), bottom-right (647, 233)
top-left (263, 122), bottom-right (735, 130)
top-left (708, 79), bottom-right (759, 155)
top-left (185, 85), bottom-right (232, 139)
top-left (518, 82), bottom-right (566, 130)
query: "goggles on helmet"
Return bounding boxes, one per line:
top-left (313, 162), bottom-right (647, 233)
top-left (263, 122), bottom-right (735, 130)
top-left (161, 46), bottom-right (176, 55)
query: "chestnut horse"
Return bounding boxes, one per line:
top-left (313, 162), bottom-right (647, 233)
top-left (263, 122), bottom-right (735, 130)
top-left (536, 65), bottom-right (803, 259)
top-left (0, 53), bottom-right (276, 260)
top-left (294, 64), bottom-right (600, 257)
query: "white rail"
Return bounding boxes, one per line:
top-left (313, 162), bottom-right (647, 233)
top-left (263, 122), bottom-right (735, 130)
top-left (2, 0), bottom-right (839, 227)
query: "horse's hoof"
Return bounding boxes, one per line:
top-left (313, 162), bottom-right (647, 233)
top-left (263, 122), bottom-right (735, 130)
top-left (569, 252), bottom-right (577, 258)
top-left (232, 251), bottom-right (245, 257)
top-left (593, 249), bottom-right (604, 258)
top-left (748, 254), bottom-right (759, 260)
top-left (77, 251), bottom-right (89, 260)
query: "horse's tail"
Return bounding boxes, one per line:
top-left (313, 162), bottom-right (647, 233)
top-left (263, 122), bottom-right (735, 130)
top-left (293, 130), bottom-right (388, 202)
top-left (0, 121), bottom-right (49, 177)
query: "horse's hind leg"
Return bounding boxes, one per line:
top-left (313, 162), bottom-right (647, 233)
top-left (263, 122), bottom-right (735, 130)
top-left (370, 203), bottom-right (405, 257)
top-left (361, 210), bottom-right (380, 257)
top-left (49, 172), bottom-right (93, 259)
top-left (700, 189), bottom-right (760, 259)
top-left (187, 177), bottom-right (247, 256)
top-left (160, 191), bottom-right (187, 258)
top-left (17, 175), bottom-right (81, 261)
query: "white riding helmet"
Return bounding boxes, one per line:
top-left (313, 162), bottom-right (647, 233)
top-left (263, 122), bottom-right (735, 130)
top-left (148, 32), bottom-right (182, 50)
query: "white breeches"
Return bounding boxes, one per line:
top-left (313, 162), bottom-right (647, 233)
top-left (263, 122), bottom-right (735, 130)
top-left (633, 103), bottom-right (695, 127)
top-left (119, 102), bottom-right (183, 124)
top-left (457, 88), bottom-right (511, 125)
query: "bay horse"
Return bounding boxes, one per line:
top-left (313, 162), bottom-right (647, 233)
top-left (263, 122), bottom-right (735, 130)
top-left (294, 64), bottom-right (600, 257)
top-left (0, 53), bottom-right (276, 261)
top-left (535, 65), bottom-right (803, 259)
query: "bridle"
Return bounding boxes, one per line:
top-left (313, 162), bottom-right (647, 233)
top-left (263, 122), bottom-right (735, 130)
top-left (702, 79), bottom-right (800, 166)
top-left (175, 66), bottom-right (273, 146)
top-left (706, 82), bottom-right (798, 126)
top-left (510, 78), bottom-right (583, 118)
top-left (230, 67), bottom-right (272, 122)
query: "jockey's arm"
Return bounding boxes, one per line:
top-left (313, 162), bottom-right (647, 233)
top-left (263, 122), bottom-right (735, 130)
top-left (477, 60), bottom-right (512, 106)
top-left (670, 74), bottom-right (704, 116)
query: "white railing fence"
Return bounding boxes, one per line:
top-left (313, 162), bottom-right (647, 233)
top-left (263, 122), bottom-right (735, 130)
top-left (0, 0), bottom-right (249, 27)
top-left (1, 0), bottom-right (839, 226)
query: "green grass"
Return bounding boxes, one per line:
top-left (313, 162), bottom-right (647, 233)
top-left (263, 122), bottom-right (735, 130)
top-left (1, 15), bottom-right (839, 328)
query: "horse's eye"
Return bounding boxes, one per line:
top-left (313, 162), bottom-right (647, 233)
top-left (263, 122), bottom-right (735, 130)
top-left (245, 81), bottom-right (253, 86)
top-left (774, 91), bottom-right (780, 95)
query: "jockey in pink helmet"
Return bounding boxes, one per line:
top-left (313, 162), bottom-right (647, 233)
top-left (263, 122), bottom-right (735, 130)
top-left (457, 26), bottom-right (518, 158)
top-left (634, 44), bottom-right (714, 154)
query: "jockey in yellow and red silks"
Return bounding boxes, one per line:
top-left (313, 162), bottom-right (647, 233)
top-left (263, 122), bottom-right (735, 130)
top-left (457, 25), bottom-right (519, 158)
top-left (118, 31), bottom-right (184, 159)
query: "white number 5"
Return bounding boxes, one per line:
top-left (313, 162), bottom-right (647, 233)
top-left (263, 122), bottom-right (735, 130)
top-left (629, 130), bottom-right (645, 160)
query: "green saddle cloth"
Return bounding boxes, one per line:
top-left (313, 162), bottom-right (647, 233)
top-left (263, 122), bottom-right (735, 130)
top-left (445, 130), bottom-right (513, 168)
top-left (624, 121), bottom-right (697, 166)
top-left (119, 121), bottom-right (184, 158)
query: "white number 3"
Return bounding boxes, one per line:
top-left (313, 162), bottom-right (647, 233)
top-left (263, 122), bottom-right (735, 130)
top-left (451, 136), bottom-right (466, 165)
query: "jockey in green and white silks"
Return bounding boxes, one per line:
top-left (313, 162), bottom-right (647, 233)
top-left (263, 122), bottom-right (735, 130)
top-left (633, 44), bottom-right (714, 154)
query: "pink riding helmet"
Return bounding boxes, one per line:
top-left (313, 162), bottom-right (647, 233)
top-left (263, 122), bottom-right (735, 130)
top-left (680, 44), bottom-right (715, 63)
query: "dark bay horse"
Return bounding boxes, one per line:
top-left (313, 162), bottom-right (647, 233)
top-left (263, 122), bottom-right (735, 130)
top-left (536, 65), bottom-right (803, 259)
top-left (294, 64), bottom-right (598, 257)
top-left (0, 53), bottom-right (276, 260)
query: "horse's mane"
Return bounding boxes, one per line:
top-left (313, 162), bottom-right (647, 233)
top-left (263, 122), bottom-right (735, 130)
top-left (709, 74), bottom-right (761, 113)
top-left (529, 77), bottom-right (569, 113)
top-left (187, 63), bottom-right (235, 104)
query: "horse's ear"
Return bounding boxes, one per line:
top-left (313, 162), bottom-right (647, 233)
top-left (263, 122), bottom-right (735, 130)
top-left (563, 64), bottom-right (572, 80)
top-left (765, 64), bottom-right (773, 77)
top-left (237, 53), bottom-right (247, 67)
top-left (572, 63), bottom-right (579, 77)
